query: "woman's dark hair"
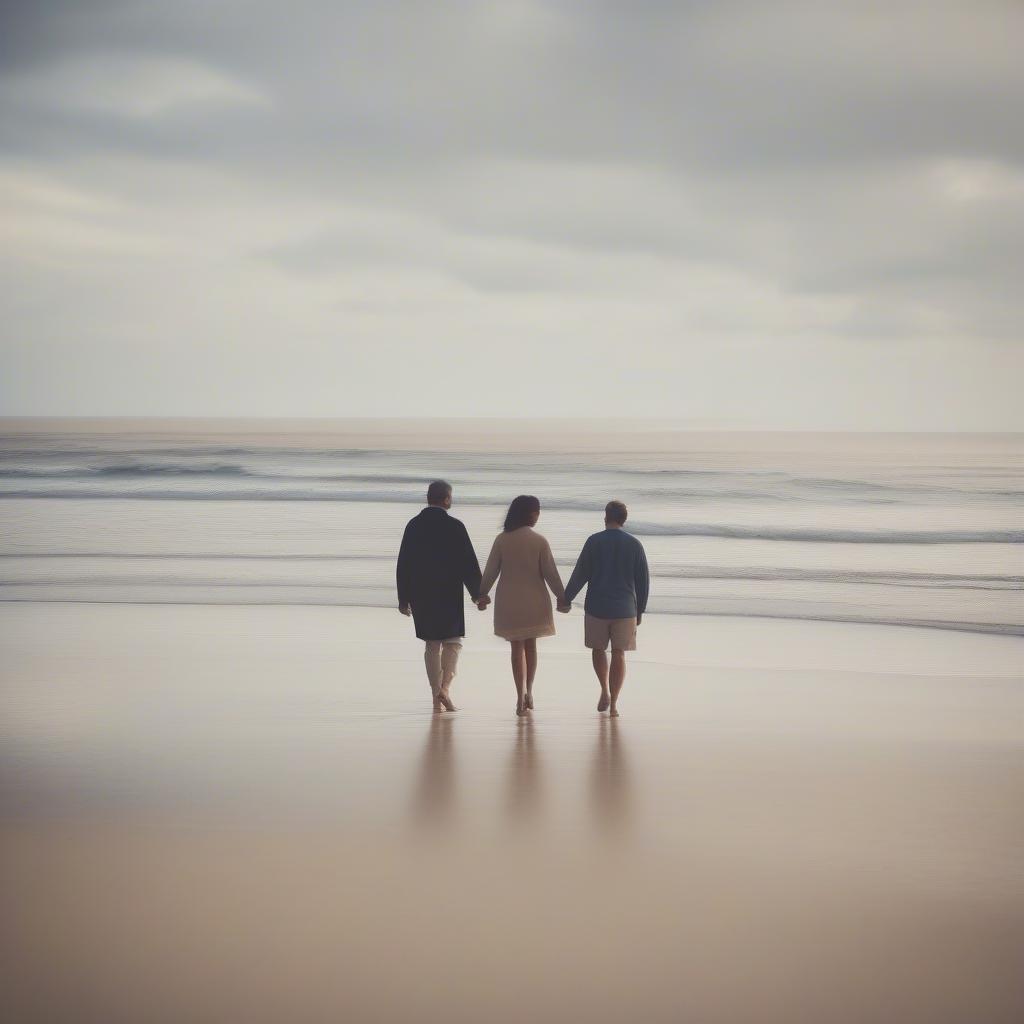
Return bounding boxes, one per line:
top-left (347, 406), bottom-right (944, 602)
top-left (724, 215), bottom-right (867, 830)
top-left (503, 494), bottom-right (540, 532)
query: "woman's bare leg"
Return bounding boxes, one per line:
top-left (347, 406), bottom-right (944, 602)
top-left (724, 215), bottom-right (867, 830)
top-left (510, 640), bottom-right (527, 715)
top-left (592, 648), bottom-right (610, 711)
top-left (524, 638), bottom-right (537, 708)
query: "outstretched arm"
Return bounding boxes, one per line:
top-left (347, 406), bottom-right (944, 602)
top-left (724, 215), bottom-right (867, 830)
top-left (635, 543), bottom-right (650, 624)
top-left (563, 538), bottom-right (591, 605)
top-left (540, 538), bottom-right (566, 604)
top-left (479, 536), bottom-right (501, 599)
top-left (460, 523), bottom-right (483, 600)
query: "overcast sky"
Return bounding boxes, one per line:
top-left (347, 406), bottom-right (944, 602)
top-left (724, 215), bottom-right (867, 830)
top-left (1, 1), bottom-right (1022, 428)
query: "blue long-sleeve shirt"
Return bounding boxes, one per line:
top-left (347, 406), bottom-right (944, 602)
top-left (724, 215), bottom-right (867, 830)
top-left (563, 527), bottom-right (649, 620)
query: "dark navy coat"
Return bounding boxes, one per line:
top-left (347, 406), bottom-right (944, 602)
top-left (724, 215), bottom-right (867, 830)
top-left (396, 507), bottom-right (483, 641)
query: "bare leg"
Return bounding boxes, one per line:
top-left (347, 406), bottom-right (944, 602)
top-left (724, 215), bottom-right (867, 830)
top-left (524, 638), bottom-right (537, 709)
top-left (609, 648), bottom-right (626, 717)
top-left (424, 641), bottom-right (443, 712)
top-left (592, 648), bottom-right (610, 711)
top-left (510, 640), bottom-right (527, 715)
top-left (439, 639), bottom-right (461, 711)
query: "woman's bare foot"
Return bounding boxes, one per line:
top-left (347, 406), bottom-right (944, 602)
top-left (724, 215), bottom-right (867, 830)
top-left (597, 691), bottom-right (610, 712)
top-left (516, 702), bottom-right (526, 716)
top-left (524, 692), bottom-right (534, 710)
top-left (609, 705), bottom-right (620, 717)
top-left (438, 690), bottom-right (457, 712)
top-left (433, 699), bottom-right (444, 714)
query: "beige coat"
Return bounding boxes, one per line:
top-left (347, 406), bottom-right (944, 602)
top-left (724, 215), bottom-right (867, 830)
top-left (479, 527), bottom-right (566, 641)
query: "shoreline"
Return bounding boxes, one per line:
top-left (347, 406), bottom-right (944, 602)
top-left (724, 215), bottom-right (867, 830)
top-left (2, 596), bottom-right (1022, 639)
top-left (2, 601), bottom-right (1020, 678)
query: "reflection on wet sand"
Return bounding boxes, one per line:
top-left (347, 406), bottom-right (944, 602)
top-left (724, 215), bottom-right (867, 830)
top-left (505, 717), bottom-right (542, 826)
top-left (590, 716), bottom-right (632, 834)
top-left (411, 714), bottom-right (457, 828)
top-left (411, 713), bottom-right (634, 836)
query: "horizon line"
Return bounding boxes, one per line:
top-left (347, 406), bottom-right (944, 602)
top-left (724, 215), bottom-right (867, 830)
top-left (0, 415), bottom-right (1021, 437)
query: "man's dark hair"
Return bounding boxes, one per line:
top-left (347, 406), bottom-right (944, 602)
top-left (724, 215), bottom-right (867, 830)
top-left (427, 480), bottom-right (452, 505)
top-left (605, 500), bottom-right (628, 525)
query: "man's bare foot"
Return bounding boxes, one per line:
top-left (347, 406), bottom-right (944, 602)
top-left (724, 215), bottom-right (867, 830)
top-left (597, 691), bottom-right (610, 712)
top-left (609, 705), bottom-right (620, 717)
top-left (438, 691), bottom-right (457, 712)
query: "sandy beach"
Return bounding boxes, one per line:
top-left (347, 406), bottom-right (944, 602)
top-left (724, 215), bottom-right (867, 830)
top-left (4, 0), bottom-right (1023, 1015)
top-left (2, 602), bottom-right (1021, 1023)
top-left (4, 0), bottom-right (1021, 1015)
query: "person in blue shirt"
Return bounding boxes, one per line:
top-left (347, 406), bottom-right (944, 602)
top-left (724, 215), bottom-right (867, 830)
top-left (563, 501), bottom-right (649, 717)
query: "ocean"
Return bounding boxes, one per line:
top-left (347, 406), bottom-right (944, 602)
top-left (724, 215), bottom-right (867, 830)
top-left (1, 420), bottom-right (1021, 635)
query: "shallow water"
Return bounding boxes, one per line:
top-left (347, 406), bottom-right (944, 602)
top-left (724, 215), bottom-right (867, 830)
top-left (1, 422), bottom-right (1022, 633)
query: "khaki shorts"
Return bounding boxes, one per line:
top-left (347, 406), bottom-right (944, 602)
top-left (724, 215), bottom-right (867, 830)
top-left (584, 613), bottom-right (637, 651)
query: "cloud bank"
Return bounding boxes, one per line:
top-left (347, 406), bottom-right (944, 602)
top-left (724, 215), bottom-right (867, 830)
top-left (1, 0), bottom-right (1021, 427)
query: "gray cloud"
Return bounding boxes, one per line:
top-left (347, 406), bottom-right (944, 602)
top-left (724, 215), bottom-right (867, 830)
top-left (1, 0), bottom-right (1022, 426)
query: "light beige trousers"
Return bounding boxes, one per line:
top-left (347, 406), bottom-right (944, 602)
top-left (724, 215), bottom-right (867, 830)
top-left (424, 638), bottom-right (462, 694)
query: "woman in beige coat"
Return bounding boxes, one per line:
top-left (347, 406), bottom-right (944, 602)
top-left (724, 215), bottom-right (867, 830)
top-left (477, 495), bottom-right (568, 716)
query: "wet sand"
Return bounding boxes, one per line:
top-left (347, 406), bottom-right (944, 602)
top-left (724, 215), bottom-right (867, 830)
top-left (2, 603), bottom-right (1022, 1023)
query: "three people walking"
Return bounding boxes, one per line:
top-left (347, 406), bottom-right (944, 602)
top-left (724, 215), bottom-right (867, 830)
top-left (397, 481), bottom-right (649, 717)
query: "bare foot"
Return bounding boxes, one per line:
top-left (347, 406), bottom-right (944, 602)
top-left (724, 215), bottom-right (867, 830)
top-left (433, 701), bottom-right (444, 714)
top-left (524, 692), bottom-right (534, 710)
top-left (439, 691), bottom-right (457, 712)
top-left (516, 702), bottom-right (526, 716)
top-left (609, 706), bottom-right (620, 717)
top-left (597, 691), bottom-right (610, 712)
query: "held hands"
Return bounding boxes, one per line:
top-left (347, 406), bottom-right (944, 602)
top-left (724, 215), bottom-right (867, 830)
top-left (399, 604), bottom-right (411, 616)
top-left (476, 594), bottom-right (491, 611)
top-left (557, 601), bottom-right (572, 613)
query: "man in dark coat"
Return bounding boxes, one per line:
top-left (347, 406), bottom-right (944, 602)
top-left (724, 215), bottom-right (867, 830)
top-left (397, 480), bottom-right (486, 712)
